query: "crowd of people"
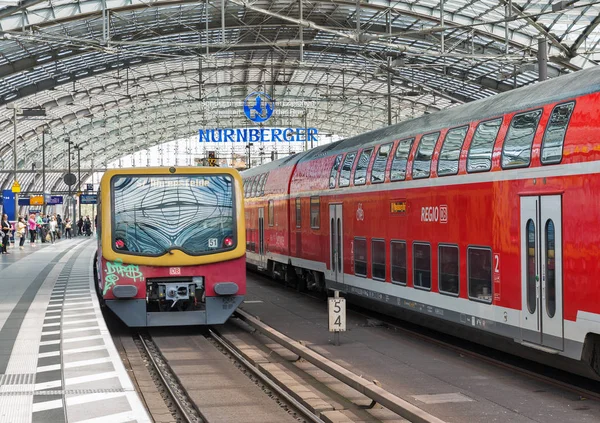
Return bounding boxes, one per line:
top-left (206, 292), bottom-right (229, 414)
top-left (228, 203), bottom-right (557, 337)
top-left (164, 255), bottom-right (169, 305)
top-left (0, 213), bottom-right (94, 254)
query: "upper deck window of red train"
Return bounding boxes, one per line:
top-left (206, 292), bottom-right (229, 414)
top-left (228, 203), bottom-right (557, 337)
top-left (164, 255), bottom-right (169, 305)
top-left (339, 152), bottom-right (357, 188)
top-left (438, 126), bottom-right (468, 177)
top-left (412, 132), bottom-right (440, 179)
top-left (501, 109), bottom-right (543, 169)
top-left (389, 138), bottom-right (414, 181)
top-left (354, 148), bottom-right (374, 186)
top-left (541, 101), bottom-right (575, 165)
top-left (250, 176), bottom-right (259, 197)
top-left (371, 143), bottom-right (392, 184)
top-left (329, 154), bottom-right (344, 189)
top-left (268, 200), bottom-right (274, 226)
top-left (243, 179), bottom-right (249, 198)
top-left (467, 118), bottom-right (502, 173)
top-left (258, 173), bottom-right (268, 196)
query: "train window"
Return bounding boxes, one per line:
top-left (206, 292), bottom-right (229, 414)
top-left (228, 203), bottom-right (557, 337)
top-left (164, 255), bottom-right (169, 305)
top-left (259, 173), bottom-right (268, 196)
top-left (339, 152), bottom-right (357, 187)
top-left (467, 118), bottom-right (502, 173)
top-left (243, 180), bottom-right (248, 198)
top-left (371, 143), bottom-right (392, 184)
top-left (541, 102), bottom-right (575, 165)
top-left (250, 176), bottom-right (259, 198)
top-left (413, 243), bottom-right (431, 290)
top-left (354, 148), bottom-right (373, 186)
top-left (501, 109), bottom-right (542, 169)
top-left (310, 197), bottom-right (320, 229)
top-left (439, 244), bottom-right (459, 296)
top-left (372, 239), bottom-right (386, 281)
top-left (468, 247), bottom-right (492, 304)
top-left (545, 219), bottom-right (556, 318)
top-left (329, 154), bottom-right (343, 188)
top-left (438, 126), bottom-right (468, 176)
top-left (268, 200), bottom-right (274, 226)
top-left (354, 237), bottom-right (367, 277)
top-left (390, 138), bottom-right (415, 181)
top-left (526, 220), bottom-right (536, 313)
top-left (295, 198), bottom-right (301, 228)
top-left (412, 133), bottom-right (440, 179)
top-left (391, 241), bottom-right (407, 285)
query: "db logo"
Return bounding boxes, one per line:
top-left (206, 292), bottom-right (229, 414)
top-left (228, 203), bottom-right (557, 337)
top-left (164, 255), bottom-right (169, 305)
top-left (439, 205), bottom-right (448, 223)
top-left (356, 203), bottom-right (364, 221)
top-left (169, 267), bottom-right (181, 275)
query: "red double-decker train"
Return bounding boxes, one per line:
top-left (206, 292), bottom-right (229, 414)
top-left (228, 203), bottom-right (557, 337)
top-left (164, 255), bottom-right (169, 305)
top-left (243, 66), bottom-right (600, 378)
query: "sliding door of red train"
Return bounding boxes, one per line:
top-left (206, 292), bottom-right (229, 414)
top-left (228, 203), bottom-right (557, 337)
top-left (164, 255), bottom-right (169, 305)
top-left (258, 207), bottom-right (266, 270)
top-left (329, 204), bottom-right (344, 288)
top-left (519, 195), bottom-right (563, 350)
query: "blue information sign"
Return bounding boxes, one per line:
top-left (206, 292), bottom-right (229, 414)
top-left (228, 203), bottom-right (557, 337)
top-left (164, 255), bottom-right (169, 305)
top-left (2, 190), bottom-right (15, 221)
top-left (18, 196), bottom-right (30, 206)
top-left (48, 196), bottom-right (63, 205)
top-left (80, 194), bottom-right (97, 205)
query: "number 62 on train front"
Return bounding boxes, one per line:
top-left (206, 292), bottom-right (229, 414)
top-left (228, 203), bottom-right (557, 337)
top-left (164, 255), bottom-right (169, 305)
top-left (328, 298), bottom-right (346, 332)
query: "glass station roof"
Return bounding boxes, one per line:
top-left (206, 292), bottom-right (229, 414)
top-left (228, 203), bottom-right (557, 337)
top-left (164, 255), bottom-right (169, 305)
top-left (0, 0), bottom-right (598, 191)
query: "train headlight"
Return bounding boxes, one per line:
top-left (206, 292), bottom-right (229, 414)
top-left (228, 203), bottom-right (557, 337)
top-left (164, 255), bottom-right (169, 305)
top-left (223, 236), bottom-right (234, 248)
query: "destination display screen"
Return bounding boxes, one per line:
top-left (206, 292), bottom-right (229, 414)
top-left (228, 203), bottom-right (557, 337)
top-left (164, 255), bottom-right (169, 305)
top-left (110, 174), bottom-right (235, 256)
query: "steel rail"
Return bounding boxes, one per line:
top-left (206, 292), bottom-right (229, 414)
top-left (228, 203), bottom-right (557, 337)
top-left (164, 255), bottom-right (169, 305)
top-left (235, 308), bottom-right (447, 423)
top-left (137, 333), bottom-right (203, 423)
top-left (208, 329), bottom-right (325, 423)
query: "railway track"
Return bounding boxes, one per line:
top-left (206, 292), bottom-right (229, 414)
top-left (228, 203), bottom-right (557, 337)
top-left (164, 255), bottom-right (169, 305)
top-left (132, 320), bottom-right (445, 423)
top-left (136, 333), bottom-right (206, 423)
top-left (136, 330), bottom-right (326, 423)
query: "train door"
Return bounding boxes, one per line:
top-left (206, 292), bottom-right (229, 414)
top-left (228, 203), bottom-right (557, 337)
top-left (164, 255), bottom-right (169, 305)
top-left (258, 207), bottom-right (266, 270)
top-left (519, 195), bottom-right (563, 350)
top-left (329, 204), bottom-right (344, 288)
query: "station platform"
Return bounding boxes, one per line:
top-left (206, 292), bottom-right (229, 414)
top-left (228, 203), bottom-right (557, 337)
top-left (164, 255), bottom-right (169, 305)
top-left (0, 239), bottom-right (150, 423)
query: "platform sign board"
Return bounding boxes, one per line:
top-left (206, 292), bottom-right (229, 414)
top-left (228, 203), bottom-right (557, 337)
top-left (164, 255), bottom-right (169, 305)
top-left (328, 296), bottom-right (346, 332)
top-left (30, 195), bottom-right (44, 206)
top-left (86, 183), bottom-right (93, 191)
top-left (48, 196), bottom-right (63, 205)
top-left (18, 196), bottom-right (30, 206)
top-left (80, 194), bottom-right (97, 204)
top-left (2, 190), bottom-right (15, 221)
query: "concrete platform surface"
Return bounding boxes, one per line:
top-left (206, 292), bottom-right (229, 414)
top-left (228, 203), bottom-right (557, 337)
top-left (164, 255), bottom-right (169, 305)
top-left (0, 239), bottom-right (150, 423)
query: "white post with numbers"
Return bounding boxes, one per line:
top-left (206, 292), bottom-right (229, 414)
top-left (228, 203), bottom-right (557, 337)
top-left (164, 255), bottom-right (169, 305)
top-left (328, 290), bottom-right (346, 345)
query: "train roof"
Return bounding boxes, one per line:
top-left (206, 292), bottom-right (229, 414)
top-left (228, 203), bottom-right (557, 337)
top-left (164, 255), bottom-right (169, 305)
top-left (241, 65), bottom-right (600, 178)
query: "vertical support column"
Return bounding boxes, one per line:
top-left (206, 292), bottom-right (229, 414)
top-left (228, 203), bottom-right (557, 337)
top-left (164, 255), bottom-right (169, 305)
top-left (538, 37), bottom-right (548, 81)
top-left (12, 108), bottom-right (18, 219)
top-left (42, 130), bottom-right (47, 214)
top-left (387, 56), bottom-right (392, 126)
top-left (299, 0), bottom-right (303, 62)
top-left (221, 0), bottom-right (226, 43)
top-left (206, 0), bottom-right (210, 55)
top-left (440, 0), bottom-right (444, 54)
top-left (304, 109), bottom-right (308, 151)
top-left (504, 1), bottom-right (510, 54)
top-left (77, 147), bottom-right (81, 221)
top-left (355, 0), bottom-right (360, 37)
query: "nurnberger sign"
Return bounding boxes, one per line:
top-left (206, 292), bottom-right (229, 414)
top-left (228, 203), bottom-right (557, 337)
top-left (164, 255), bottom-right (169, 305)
top-left (198, 92), bottom-right (319, 143)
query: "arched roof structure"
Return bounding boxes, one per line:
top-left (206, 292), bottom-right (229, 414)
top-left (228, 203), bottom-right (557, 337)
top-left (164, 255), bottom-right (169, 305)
top-left (0, 0), bottom-right (598, 192)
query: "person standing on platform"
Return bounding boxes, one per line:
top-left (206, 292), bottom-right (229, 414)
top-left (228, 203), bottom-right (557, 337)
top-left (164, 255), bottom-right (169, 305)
top-left (48, 216), bottom-right (58, 244)
top-left (77, 217), bottom-right (83, 236)
top-left (28, 214), bottom-right (37, 246)
top-left (35, 213), bottom-right (43, 242)
top-left (1, 214), bottom-right (12, 254)
top-left (56, 214), bottom-right (63, 239)
top-left (65, 218), bottom-right (72, 239)
top-left (16, 217), bottom-right (26, 250)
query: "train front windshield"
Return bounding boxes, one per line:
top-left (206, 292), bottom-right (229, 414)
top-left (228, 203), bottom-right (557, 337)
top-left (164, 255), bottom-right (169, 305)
top-left (111, 174), bottom-right (236, 256)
